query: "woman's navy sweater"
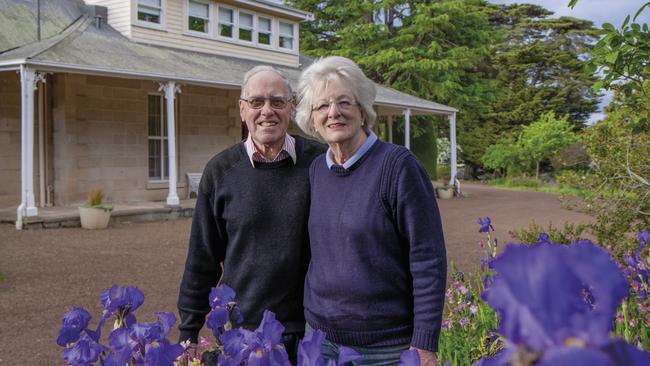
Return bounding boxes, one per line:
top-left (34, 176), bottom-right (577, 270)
top-left (304, 140), bottom-right (447, 352)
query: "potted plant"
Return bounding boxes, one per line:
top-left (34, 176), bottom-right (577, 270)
top-left (436, 183), bottom-right (454, 199)
top-left (78, 189), bottom-right (113, 229)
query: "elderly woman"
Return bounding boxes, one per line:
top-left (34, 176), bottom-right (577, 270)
top-left (295, 56), bottom-right (447, 365)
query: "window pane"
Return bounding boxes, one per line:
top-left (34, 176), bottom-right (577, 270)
top-left (239, 28), bottom-right (252, 41)
top-left (139, 0), bottom-right (161, 7)
top-left (138, 9), bottom-right (160, 23)
top-left (162, 100), bottom-right (168, 137)
top-left (163, 142), bottom-right (169, 179)
top-left (148, 95), bottom-right (161, 136)
top-left (258, 32), bottom-right (270, 45)
top-left (189, 16), bottom-right (208, 32)
top-left (279, 22), bottom-right (293, 36)
top-left (219, 24), bottom-right (232, 37)
top-left (149, 139), bottom-right (161, 179)
top-left (218, 7), bottom-right (233, 23)
top-left (189, 1), bottom-right (208, 18)
top-left (240, 12), bottom-right (253, 28)
top-left (258, 17), bottom-right (271, 32)
top-left (218, 7), bottom-right (233, 37)
top-left (279, 36), bottom-right (293, 49)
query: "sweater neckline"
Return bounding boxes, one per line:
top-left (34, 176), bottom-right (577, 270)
top-left (238, 135), bottom-right (304, 168)
top-left (330, 139), bottom-right (382, 177)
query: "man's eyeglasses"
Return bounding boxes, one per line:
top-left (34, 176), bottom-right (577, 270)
top-left (312, 98), bottom-right (359, 115)
top-left (240, 96), bottom-right (292, 110)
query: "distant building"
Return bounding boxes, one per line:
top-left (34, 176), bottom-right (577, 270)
top-left (0, 0), bottom-right (458, 228)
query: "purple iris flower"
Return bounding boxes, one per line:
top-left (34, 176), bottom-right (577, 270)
top-left (474, 240), bottom-right (650, 365)
top-left (57, 307), bottom-right (99, 347)
top-left (484, 241), bottom-right (628, 349)
top-left (144, 339), bottom-right (184, 366)
top-left (61, 332), bottom-right (107, 366)
top-left (219, 329), bottom-right (251, 366)
top-left (637, 230), bottom-right (650, 247)
top-left (296, 329), bottom-right (362, 366)
top-left (209, 284), bottom-right (236, 307)
top-left (217, 310), bottom-right (290, 366)
top-left (398, 349), bottom-right (420, 366)
top-left (100, 285), bottom-right (144, 327)
top-left (477, 217), bottom-right (493, 233)
top-left (206, 284), bottom-right (244, 338)
top-left (297, 329), bottom-right (326, 366)
top-left (537, 232), bottom-right (550, 244)
top-left (255, 310), bottom-right (285, 347)
top-left (104, 311), bottom-right (182, 366)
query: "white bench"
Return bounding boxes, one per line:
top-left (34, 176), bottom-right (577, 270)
top-left (186, 172), bottom-right (202, 199)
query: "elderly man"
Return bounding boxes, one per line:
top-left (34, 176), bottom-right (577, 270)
top-left (177, 66), bottom-right (325, 359)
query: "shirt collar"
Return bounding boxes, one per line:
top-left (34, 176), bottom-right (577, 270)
top-left (326, 131), bottom-right (378, 170)
top-left (245, 134), bottom-right (297, 167)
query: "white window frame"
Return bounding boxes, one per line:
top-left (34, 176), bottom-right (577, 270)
top-left (147, 93), bottom-right (179, 183)
top-left (216, 5), bottom-right (236, 40)
top-left (180, 3), bottom-right (299, 54)
top-left (257, 15), bottom-right (273, 48)
top-left (186, 0), bottom-right (212, 35)
top-left (147, 93), bottom-right (167, 182)
top-left (135, 0), bottom-right (166, 30)
top-left (238, 11), bottom-right (255, 43)
top-left (278, 20), bottom-right (296, 51)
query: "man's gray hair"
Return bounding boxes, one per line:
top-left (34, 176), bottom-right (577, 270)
top-left (240, 65), bottom-right (292, 98)
top-left (295, 56), bottom-right (377, 138)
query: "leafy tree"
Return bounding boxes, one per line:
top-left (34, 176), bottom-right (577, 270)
top-left (481, 137), bottom-right (522, 177)
top-left (563, 1), bottom-right (650, 249)
top-left (481, 112), bottom-right (577, 178)
top-left (484, 4), bottom-right (600, 131)
top-left (519, 112), bottom-right (578, 179)
top-left (288, 0), bottom-right (499, 171)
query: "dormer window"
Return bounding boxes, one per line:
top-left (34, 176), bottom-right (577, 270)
top-left (218, 6), bottom-right (234, 38)
top-left (258, 17), bottom-right (272, 46)
top-left (188, 0), bottom-right (210, 33)
top-left (179, 3), bottom-right (300, 54)
top-left (239, 12), bottom-right (254, 42)
top-left (138, 0), bottom-right (162, 24)
top-left (279, 21), bottom-right (295, 50)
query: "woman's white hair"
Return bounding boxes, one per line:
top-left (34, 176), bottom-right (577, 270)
top-left (295, 56), bottom-right (377, 138)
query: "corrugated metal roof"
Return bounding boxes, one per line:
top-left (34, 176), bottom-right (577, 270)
top-left (0, 0), bottom-right (457, 115)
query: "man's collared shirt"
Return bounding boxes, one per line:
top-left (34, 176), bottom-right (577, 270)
top-left (326, 131), bottom-right (378, 170)
top-left (245, 134), bottom-right (297, 167)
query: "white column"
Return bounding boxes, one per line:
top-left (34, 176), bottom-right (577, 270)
top-left (448, 113), bottom-right (457, 186)
top-left (403, 108), bottom-right (411, 150)
top-left (16, 66), bottom-right (42, 228)
top-left (160, 81), bottom-right (181, 206)
top-left (387, 115), bottom-right (393, 143)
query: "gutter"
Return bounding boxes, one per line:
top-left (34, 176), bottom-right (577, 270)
top-left (374, 100), bottom-right (458, 115)
top-left (24, 60), bottom-right (243, 90)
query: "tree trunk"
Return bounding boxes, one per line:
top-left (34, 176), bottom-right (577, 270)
top-left (536, 160), bottom-right (540, 179)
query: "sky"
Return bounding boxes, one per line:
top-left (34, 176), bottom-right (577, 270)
top-left (489, 0), bottom-right (649, 124)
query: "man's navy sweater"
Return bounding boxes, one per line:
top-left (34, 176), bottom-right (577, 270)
top-left (304, 140), bottom-right (447, 352)
top-left (178, 136), bottom-right (325, 343)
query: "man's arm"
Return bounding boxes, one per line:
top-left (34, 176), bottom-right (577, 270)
top-left (177, 187), bottom-right (226, 343)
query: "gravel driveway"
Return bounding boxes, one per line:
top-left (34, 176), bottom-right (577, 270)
top-left (0, 183), bottom-right (593, 365)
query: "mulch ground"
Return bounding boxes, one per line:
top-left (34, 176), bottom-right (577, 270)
top-left (0, 183), bottom-right (594, 365)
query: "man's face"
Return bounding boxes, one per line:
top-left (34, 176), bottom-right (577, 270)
top-left (239, 71), bottom-right (293, 148)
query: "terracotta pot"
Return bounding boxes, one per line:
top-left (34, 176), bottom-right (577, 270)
top-left (437, 187), bottom-right (454, 199)
top-left (79, 206), bottom-right (112, 229)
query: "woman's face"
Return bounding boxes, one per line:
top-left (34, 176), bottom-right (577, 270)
top-left (311, 78), bottom-right (365, 146)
